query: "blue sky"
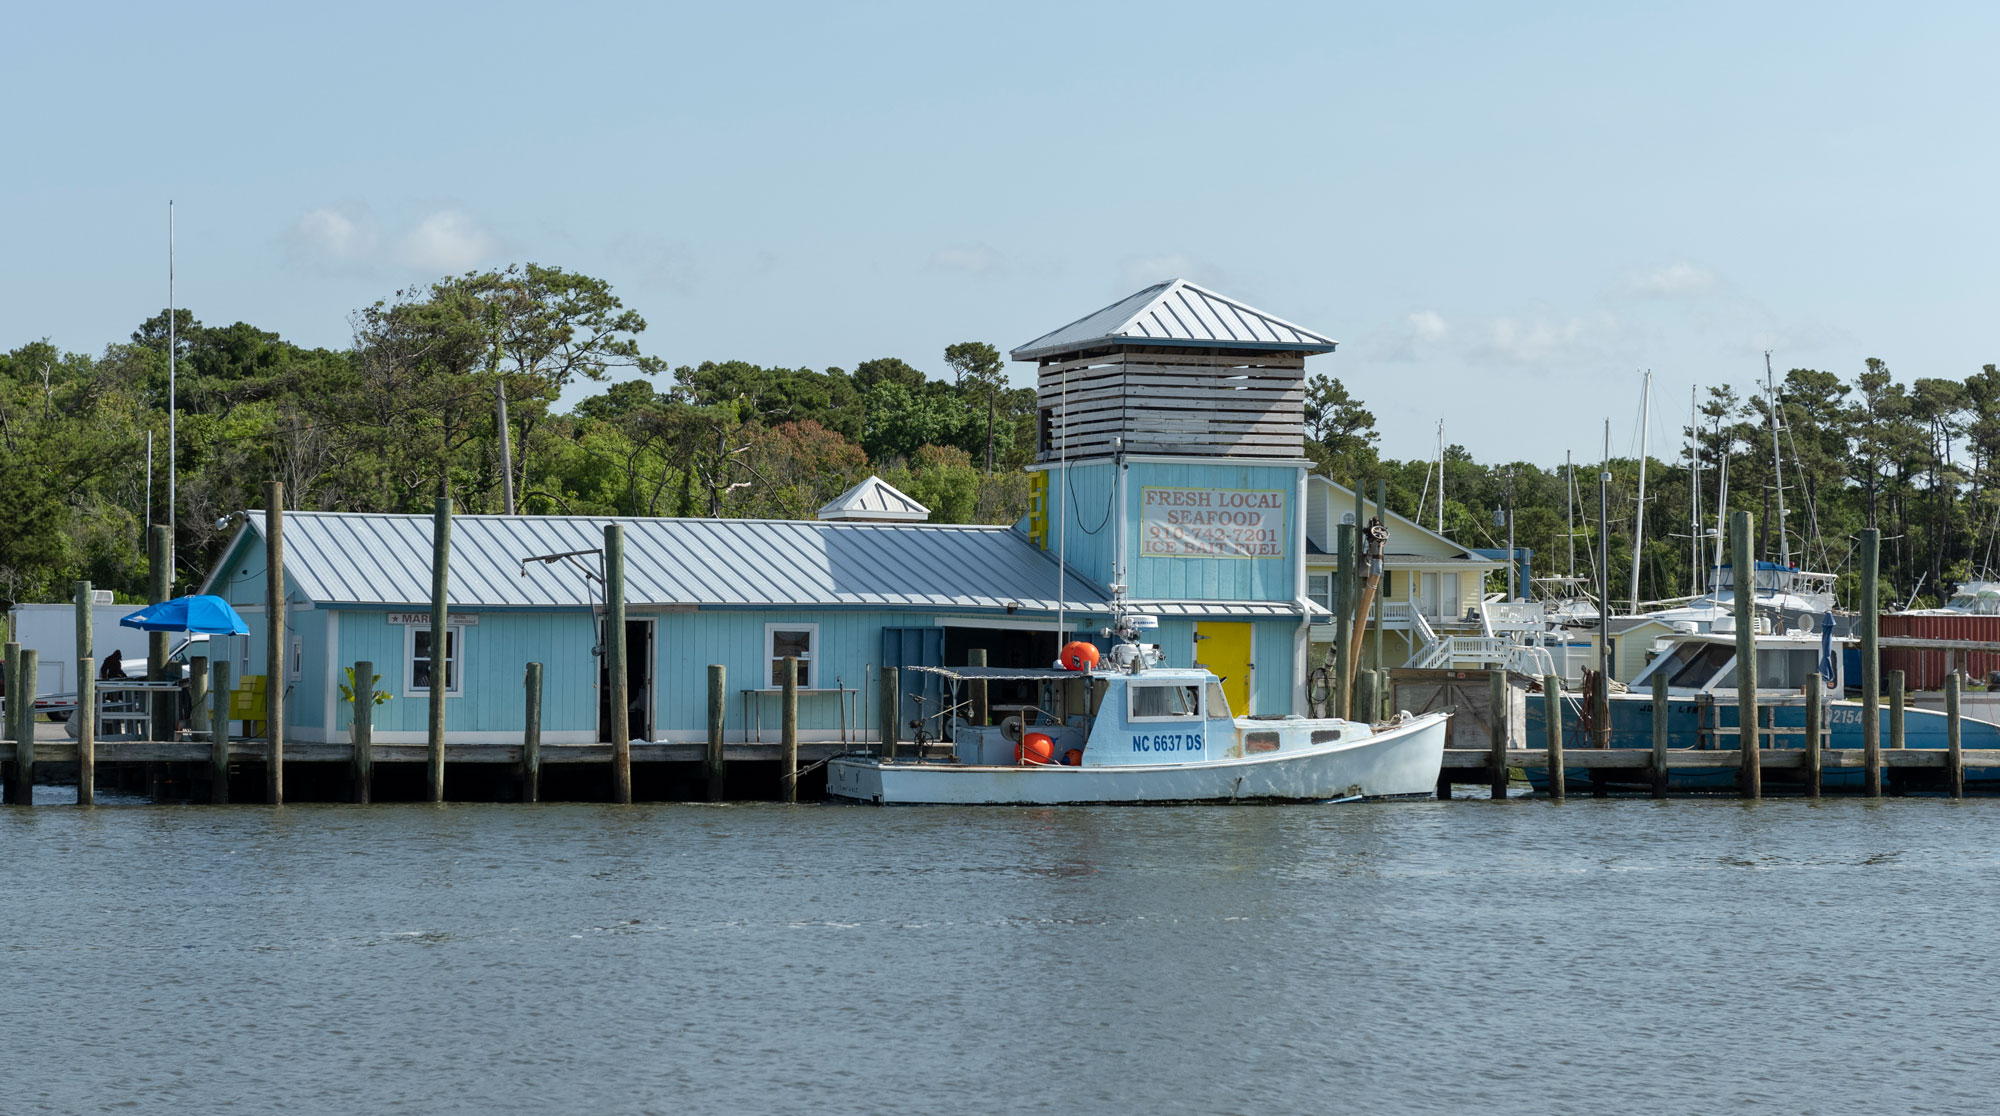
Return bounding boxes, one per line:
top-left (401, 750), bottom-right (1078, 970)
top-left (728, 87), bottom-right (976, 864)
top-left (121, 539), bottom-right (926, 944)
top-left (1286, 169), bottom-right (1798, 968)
top-left (5, 0), bottom-right (1995, 465)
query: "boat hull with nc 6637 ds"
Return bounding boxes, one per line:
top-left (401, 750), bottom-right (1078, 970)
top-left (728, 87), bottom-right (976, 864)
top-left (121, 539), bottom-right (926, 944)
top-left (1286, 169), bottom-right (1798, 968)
top-left (826, 648), bottom-right (1448, 806)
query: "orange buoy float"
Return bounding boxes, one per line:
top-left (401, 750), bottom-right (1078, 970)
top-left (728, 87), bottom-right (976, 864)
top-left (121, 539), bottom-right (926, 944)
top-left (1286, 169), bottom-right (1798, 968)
top-left (1062, 749), bottom-right (1083, 766)
top-left (1018, 732), bottom-right (1055, 765)
top-left (1059, 641), bottom-right (1101, 671)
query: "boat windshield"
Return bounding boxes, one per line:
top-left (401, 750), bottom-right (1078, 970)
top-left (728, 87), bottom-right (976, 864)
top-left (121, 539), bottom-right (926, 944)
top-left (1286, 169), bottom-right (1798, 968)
top-left (1667, 643), bottom-right (1737, 688)
top-left (1635, 641), bottom-right (1718, 688)
top-left (1205, 681), bottom-right (1231, 720)
top-left (1130, 683), bottom-right (1201, 719)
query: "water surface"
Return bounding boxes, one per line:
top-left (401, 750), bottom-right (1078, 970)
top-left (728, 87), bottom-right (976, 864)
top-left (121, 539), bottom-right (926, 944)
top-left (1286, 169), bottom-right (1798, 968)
top-left (4, 796), bottom-right (1993, 1114)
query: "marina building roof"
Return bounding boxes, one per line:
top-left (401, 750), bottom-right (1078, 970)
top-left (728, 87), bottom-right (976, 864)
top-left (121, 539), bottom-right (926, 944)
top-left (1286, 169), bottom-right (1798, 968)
top-left (202, 512), bottom-right (1110, 614)
top-left (816, 475), bottom-right (929, 522)
top-left (1010, 279), bottom-right (1338, 362)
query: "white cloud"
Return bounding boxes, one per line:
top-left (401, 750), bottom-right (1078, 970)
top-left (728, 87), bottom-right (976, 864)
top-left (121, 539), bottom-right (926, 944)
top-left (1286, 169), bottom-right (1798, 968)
top-left (288, 207), bottom-right (378, 264)
top-left (1472, 315), bottom-right (1598, 365)
top-left (1626, 261), bottom-right (1720, 297)
top-left (928, 243), bottom-right (1006, 276)
top-left (1408, 310), bottom-right (1449, 341)
top-left (1119, 253), bottom-right (1228, 291)
top-left (396, 210), bottom-right (500, 273)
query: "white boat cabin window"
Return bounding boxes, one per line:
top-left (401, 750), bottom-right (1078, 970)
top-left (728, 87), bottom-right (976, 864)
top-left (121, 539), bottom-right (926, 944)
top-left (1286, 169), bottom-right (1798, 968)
top-left (1130, 683), bottom-right (1201, 721)
top-left (765, 624), bottom-right (816, 688)
top-left (1711, 648), bottom-right (1822, 691)
top-left (1205, 681), bottom-right (1231, 720)
top-left (407, 627), bottom-right (462, 696)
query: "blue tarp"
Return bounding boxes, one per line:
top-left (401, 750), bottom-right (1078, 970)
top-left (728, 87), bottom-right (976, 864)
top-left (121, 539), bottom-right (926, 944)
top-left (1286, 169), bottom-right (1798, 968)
top-left (119, 595), bottom-right (249, 635)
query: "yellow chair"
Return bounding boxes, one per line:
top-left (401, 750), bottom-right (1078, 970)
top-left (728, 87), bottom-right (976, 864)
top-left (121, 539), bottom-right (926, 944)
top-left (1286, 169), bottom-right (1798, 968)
top-left (230, 675), bottom-right (269, 736)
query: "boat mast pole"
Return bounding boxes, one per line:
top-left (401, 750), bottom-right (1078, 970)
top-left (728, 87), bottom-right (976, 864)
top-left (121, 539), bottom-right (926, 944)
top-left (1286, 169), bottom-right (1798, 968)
top-left (1056, 365), bottom-right (1066, 655)
top-left (1767, 351), bottom-right (1790, 569)
top-left (1690, 384), bottom-right (1701, 596)
top-left (1566, 450), bottom-right (1575, 581)
top-left (1436, 420), bottom-right (1445, 536)
top-left (1598, 420), bottom-right (1612, 743)
top-left (1630, 370), bottom-right (1650, 612)
top-left (1713, 452), bottom-right (1730, 598)
top-left (167, 201), bottom-right (176, 595)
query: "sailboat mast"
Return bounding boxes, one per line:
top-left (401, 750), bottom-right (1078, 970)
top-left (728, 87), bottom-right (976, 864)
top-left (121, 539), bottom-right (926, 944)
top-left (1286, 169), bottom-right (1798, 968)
top-left (1713, 452), bottom-right (1730, 596)
top-left (1629, 370), bottom-right (1651, 611)
top-left (1767, 351), bottom-right (1790, 569)
top-left (1435, 420), bottom-right (1445, 536)
top-left (167, 200), bottom-right (176, 550)
top-left (1566, 450), bottom-right (1575, 579)
top-left (1690, 384), bottom-right (1701, 595)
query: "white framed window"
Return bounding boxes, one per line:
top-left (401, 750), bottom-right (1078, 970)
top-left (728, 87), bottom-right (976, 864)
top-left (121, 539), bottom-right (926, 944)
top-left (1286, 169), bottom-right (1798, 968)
top-left (1205, 681), bottom-right (1231, 720)
top-left (406, 625), bottom-right (464, 697)
top-left (1130, 683), bottom-right (1201, 721)
top-left (765, 623), bottom-right (817, 689)
top-left (288, 636), bottom-right (304, 681)
top-left (1308, 573), bottom-right (1332, 612)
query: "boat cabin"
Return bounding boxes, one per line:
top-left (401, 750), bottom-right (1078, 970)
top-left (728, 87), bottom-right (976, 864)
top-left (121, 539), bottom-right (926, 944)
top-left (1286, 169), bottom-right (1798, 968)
top-left (917, 663), bottom-right (1357, 768)
top-left (1628, 632), bottom-right (1846, 696)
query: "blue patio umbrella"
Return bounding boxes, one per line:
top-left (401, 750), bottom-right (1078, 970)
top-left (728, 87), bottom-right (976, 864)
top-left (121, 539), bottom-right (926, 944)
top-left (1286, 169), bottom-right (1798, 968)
top-left (119, 595), bottom-right (250, 635)
top-left (1818, 611), bottom-right (1836, 686)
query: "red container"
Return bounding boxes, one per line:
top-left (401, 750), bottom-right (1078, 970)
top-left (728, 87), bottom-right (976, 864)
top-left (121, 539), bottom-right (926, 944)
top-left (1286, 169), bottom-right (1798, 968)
top-left (1880, 614), bottom-right (2000, 691)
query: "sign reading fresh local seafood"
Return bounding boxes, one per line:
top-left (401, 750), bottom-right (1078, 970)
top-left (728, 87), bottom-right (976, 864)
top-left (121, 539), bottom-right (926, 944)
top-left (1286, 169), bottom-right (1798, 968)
top-left (1140, 487), bottom-right (1287, 558)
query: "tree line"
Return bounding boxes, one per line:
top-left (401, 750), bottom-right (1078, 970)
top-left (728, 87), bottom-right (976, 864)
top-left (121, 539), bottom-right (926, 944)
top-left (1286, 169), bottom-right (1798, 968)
top-left (2, 260), bottom-right (1993, 613)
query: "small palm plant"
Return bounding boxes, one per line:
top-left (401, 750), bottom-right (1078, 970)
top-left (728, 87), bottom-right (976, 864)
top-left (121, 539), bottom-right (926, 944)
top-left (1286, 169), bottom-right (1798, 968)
top-left (339, 667), bottom-right (392, 714)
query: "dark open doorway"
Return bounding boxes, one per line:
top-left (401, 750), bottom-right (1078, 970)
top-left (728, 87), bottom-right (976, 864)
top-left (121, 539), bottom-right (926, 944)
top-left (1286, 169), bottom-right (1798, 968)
top-left (598, 618), bottom-right (653, 743)
top-left (941, 626), bottom-right (1060, 722)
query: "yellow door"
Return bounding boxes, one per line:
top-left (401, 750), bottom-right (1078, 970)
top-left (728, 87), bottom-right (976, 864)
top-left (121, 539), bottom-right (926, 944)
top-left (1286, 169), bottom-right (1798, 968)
top-left (1194, 622), bottom-right (1254, 717)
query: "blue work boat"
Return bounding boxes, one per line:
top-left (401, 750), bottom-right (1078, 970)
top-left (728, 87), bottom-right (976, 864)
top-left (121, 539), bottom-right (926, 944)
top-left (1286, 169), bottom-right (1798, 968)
top-left (1522, 624), bottom-right (2000, 792)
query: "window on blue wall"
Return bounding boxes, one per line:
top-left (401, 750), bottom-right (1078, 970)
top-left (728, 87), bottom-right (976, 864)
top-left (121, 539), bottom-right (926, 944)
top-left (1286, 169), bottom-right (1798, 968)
top-left (766, 624), bottom-right (816, 688)
top-left (409, 628), bottom-right (462, 696)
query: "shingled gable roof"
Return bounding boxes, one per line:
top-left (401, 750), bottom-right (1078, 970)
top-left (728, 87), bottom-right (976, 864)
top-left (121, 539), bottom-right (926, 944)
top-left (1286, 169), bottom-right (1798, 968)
top-left (199, 512), bottom-right (1110, 613)
top-left (1010, 278), bottom-right (1338, 361)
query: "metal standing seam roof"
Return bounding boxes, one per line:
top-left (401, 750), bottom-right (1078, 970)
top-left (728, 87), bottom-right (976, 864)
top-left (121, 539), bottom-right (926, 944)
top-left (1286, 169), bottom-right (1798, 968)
top-left (1010, 279), bottom-right (1339, 361)
top-left (815, 475), bottom-right (930, 522)
top-left (202, 512), bottom-right (1111, 613)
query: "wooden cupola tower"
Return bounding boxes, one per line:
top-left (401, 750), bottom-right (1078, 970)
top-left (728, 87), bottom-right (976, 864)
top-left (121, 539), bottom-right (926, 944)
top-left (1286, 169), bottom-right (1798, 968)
top-left (1010, 279), bottom-right (1337, 462)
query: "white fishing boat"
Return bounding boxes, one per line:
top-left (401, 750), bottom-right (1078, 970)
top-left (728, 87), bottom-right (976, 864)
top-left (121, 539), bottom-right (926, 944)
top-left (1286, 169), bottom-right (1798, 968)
top-left (827, 627), bottom-right (1448, 806)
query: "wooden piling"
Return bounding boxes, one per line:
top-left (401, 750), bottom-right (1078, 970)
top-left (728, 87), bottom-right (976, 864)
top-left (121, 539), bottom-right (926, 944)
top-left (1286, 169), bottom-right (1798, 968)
top-left (188, 654), bottom-right (209, 740)
top-left (1372, 478), bottom-right (1388, 671)
top-left (522, 662), bottom-right (542, 804)
top-left (12, 649), bottom-right (35, 804)
top-left (880, 667), bottom-right (899, 761)
top-left (76, 658), bottom-right (94, 805)
top-left (1860, 527), bottom-right (1881, 798)
top-left (604, 523), bottom-right (630, 805)
top-left (780, 655), bottom-right (799, 803)
top-left (1804, 681), bottom-right (1822, 799)
top-left (351, 660), bottom-right (374, 804)
top-left (1355, 670), bottom-right (1378, 727)
top-left (149, 525), bottom-right (172, 737)
top-left (705, 664), bottom-right (726, 801)
top-left (1544, 673), bottom-right (1565, 800)
top-left (210, 660), bottom-right (230, 804)
top-left (1947, 669), bottom-right (1965, 799)
top-left (1731, 511), bottom-right (1759, 800)
top-left (1333, 523), bottom-right (1355, 719)
top-left (968, 648), bottom-right (989, 724)
top-left (2, 641), bottom-right (16, 804)
top-left (1651, 672), bottom-right (1669, 798)
top-left (265, 481), bottom-right (286, 806)
top-left (426, 495), bottom-right (450, 804)
top-left (1488, 669), bottom-right (1508, 799)
top-left (1888, 670), bottom-right (1905, 750)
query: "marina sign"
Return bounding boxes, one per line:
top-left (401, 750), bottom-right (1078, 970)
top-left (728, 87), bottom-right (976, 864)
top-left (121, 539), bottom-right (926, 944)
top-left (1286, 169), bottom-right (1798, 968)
top-left (1140, 487), bottom-right (1286, 559)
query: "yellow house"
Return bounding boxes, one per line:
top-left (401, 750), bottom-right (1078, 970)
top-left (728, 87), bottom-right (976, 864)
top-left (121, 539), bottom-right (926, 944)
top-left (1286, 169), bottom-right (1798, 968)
top-left (1305, 476), bottom-right (1505, 668)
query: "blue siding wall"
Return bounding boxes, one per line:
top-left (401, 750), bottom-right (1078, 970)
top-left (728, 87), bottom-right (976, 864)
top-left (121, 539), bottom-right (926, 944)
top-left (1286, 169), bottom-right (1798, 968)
top-left (1041, 461), bottom-right (1118, 587)
top-left (334, 610), bottom-right (597, 736)
top-left (1253, 620), bottom-right (1300, 715)
top-left (653, 609), bottom-right (925, 736)
top-left (1127, 462), bottom-right (1302, 602)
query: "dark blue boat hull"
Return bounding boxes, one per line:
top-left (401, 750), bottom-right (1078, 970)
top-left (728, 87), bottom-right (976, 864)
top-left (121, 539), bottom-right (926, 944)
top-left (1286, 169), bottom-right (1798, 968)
top-left (1520, 693), bottom-right (2000, 792)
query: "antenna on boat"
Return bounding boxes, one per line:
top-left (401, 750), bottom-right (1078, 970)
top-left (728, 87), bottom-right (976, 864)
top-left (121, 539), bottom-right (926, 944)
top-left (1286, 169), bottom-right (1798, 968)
top-left (1055, 362), bottom-right (1067, 662)
top-left (1565, 450), bottom-right (1575, 580)
top-left (1630, 369), bottom-right (1651, 612)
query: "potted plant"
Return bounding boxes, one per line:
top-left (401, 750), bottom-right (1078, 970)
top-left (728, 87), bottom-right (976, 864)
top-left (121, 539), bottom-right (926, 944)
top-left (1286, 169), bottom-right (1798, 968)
top-left (339, 666), bottom-right (392, 741)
